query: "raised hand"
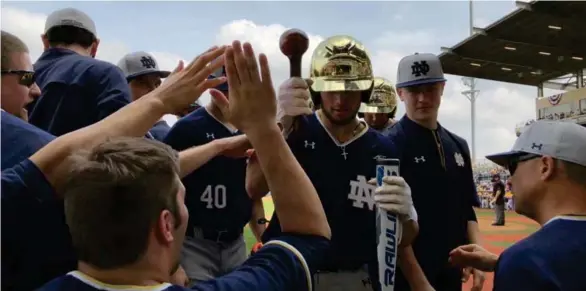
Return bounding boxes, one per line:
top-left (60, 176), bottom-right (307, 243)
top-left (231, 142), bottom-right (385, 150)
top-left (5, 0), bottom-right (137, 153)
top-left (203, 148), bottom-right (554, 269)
top-left (153, 46), bottom-right (227, 114)
top-left (210, 41), bottom-right (277, 134)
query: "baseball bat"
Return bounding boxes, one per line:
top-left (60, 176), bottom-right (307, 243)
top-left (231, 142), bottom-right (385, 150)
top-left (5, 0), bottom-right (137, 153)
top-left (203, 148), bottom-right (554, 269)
top-left (279, 29), bottom-right (309, 134)
top-left (376, 158), bottom-right (402, 291)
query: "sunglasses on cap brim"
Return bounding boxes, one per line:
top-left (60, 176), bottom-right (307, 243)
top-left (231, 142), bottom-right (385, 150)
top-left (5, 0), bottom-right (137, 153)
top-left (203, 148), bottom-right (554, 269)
top-left (1, 70), bottom-right (36, 88)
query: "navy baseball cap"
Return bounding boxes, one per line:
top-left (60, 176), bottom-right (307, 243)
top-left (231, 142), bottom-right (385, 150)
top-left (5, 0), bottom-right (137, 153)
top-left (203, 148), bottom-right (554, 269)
top-left (208, 66), bottom-right (228, 92)
top-left (117, 51), bottom-right (170, 81)
top-left (396, 53), bottom-right (447, 89)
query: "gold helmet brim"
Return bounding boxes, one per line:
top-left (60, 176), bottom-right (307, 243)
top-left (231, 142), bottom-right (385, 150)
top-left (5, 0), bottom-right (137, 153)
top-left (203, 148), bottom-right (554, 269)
top-left (359, 103), bottom-right (394, 114)
top-left (311, 78), bottom-right (373, 92)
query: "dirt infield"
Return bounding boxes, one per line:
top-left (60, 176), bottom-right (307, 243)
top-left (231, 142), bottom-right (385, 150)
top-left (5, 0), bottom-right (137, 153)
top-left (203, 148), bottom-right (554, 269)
top-left (245, 200), bottom-right (539, 291)
top-left (462, 209), bottom-right (538, 290)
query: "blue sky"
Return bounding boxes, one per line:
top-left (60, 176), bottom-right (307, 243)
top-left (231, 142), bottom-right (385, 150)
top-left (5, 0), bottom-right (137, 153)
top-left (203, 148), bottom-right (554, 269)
top-left (4, 1), bottom-right (516, 60)
top-left (2, 0), bottom-right (549, 161)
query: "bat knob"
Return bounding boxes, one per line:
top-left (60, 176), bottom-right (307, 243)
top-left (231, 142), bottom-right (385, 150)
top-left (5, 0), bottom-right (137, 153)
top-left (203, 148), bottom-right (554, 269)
top-left (279, 28), bottom-right (309, 57)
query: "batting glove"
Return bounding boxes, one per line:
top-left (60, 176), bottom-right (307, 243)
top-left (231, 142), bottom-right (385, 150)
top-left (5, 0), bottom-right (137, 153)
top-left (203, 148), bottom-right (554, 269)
top-left (371, 176), bottom-right (417, 221)
top-left (277, 77), bottom-right (313, 136)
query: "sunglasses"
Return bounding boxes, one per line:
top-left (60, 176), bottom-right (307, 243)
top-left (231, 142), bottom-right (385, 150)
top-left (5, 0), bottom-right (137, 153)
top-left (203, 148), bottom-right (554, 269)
top-left (1, 70), bottom-right (36, 88)
top-left (507, 153), bottom-right (541, 175)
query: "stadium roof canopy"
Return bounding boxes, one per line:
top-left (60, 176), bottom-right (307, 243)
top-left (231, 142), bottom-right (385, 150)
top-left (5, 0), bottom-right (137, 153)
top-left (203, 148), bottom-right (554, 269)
top-left (439, 0), bottom-right (586, 91)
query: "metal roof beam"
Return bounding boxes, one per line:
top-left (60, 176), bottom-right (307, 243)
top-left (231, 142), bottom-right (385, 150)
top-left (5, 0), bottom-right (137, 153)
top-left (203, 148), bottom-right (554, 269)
top-left (542, 81), bottom-right (578, 91)
top-left (472, 27), bottom-right (586, 57)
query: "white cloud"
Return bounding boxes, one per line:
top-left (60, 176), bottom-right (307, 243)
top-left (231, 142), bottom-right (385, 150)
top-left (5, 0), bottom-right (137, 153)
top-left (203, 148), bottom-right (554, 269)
top-left (3, 6), bottom-right (542, 159)
top-left (1, 6), bottom-right (186, 125)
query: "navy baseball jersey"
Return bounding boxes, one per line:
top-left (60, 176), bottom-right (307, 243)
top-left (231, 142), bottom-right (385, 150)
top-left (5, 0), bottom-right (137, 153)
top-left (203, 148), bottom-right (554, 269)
top-left (2, 159), bottom-right (76, 291)
top-left (164, 107), bottom-right (252, 234)
top-left (29, 48), bottom-right (131, 136)
top-left (1, 110), bottom-right (55, 170)
top-left (38, 235), bottom-right (329, 291)
top-left (148, 120), bottom-right (172, 141)
top-left (262, 113), bottom-right (398, 272)
top-left (493, 216), bottom-right (586, 291)
top-left (384, 116), bottom-right (479, 290)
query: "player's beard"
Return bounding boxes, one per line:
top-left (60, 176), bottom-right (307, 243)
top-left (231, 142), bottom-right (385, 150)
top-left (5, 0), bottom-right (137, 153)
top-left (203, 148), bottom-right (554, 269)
top-left (322, 106), bottom-right (360, 126)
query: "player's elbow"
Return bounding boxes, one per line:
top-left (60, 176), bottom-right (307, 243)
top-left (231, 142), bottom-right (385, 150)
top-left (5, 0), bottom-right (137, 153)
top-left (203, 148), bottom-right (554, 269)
top-left (399, 219), bottom-right (418, 248)
top-left (246, 178), bottom-right (268, 200)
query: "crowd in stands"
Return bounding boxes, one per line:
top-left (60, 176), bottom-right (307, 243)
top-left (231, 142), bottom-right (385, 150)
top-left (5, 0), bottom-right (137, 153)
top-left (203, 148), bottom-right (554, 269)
top-left (473, 161), bottom-right (514, 210)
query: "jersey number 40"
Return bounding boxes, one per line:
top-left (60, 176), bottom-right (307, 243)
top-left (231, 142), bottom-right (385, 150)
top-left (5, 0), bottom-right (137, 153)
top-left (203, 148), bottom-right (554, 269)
top-left (200, 185), bottom-right (227, 209)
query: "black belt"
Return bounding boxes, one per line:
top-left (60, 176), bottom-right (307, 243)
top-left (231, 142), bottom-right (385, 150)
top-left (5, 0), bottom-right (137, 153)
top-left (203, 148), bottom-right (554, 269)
top-left (186, 226), bottom-right (242, 244)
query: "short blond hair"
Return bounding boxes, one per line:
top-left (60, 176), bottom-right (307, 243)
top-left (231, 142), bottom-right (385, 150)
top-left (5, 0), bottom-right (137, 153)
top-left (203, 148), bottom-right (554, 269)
top-left (1, 30), bottom-right (29, 71)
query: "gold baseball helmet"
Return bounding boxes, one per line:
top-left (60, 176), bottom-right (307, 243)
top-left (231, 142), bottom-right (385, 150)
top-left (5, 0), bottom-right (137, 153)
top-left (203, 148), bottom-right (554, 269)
top-left (309, 35), bottom-right (374, 105)
top-left (359, 77), bottom-right (398, 114)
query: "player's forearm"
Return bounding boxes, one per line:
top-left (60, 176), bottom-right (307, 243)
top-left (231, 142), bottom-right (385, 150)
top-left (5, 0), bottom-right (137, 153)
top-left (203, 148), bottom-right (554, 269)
top-left (399, 219), bottom-right (419, 248)
top-left (30, 97), bottom-right (166, 187)
top-left (178, 140), bottom-right (224, 178)
top-left (245, 159), bottom-right (270, 200)
top-left (246, 125), bottom-right (331, 239)
top-left (249, 200), bottom-right (267, 241)
top-left (467, 220), bottom-right (481, 244)
top-left (398, 246), bottom-right (431, 289)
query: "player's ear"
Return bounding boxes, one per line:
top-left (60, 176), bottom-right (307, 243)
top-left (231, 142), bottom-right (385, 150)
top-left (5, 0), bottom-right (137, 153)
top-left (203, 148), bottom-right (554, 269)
top-left (156, 210), bottom-right (176, 245)
top-left (397, 88), bottom-right (405, 102)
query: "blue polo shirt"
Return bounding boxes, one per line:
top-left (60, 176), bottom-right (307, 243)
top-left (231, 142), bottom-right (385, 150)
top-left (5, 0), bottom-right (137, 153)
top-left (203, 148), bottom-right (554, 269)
top-left (493, 216), bottom-right (586, 291)
top-left (384, 116), bottom-right (479, 291)
top-left (1, 111), bottom-right (55, 170)
top-left (2, 159), bottom-right (76, 291)
top-left (29, 48), bottom-right (131, 136)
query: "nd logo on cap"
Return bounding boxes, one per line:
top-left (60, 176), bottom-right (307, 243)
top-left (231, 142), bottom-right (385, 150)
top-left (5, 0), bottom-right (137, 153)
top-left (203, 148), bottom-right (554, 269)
top-left (396, 52), bottom-right (447, 88)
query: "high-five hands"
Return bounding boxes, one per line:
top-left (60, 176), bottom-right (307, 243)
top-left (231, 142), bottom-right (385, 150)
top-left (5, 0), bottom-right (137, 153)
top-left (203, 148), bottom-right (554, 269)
top-left (152, 46), bottom-right (227, 114)
top-left (211, 41), bottom-right (278, 135)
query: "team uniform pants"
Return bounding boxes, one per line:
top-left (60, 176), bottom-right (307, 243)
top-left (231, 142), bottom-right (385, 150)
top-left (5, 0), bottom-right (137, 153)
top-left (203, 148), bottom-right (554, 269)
top-left (181, 233), bottom-right (247, 286)
top-left (313, 269), bottom-right (373, 291)
top-left (494, 204), bottom-right (505, 224)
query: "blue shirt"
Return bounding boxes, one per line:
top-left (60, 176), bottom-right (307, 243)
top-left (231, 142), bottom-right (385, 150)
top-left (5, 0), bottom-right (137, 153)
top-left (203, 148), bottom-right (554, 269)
top-left (494, 216), bottom-right (586, 291)
top-left (163, 108), bottom-right (251, 233)
top-left (38, 235), bottom-right (330, 291)
top-left (1, 111), bottom-right (55, 170)
top-left (29, 48), bottom-right (131, 136)
top-left (149, 120), bottom-right (172, 141)
top-left (384, 116), bottom-right (479, 290)
top-left (263, 113), bottom-right (398, 273)
top-left (1, 159), bottom-right (76, 291)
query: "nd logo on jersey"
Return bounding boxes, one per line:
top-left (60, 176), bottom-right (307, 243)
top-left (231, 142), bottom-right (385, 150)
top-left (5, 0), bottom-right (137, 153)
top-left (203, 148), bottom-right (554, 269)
top-left (348, 175), bottom-right (376, 210)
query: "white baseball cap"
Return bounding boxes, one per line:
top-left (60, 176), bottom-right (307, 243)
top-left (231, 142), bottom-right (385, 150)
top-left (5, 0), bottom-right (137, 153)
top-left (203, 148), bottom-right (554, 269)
top-left (396, 53), bottom-right (446, 89)
top-left (486, 121), bottom-right (586, 167)
top-left (45, 8), bottom-right (97, 36)
top-left (117, 51), bottom-right (170, 81)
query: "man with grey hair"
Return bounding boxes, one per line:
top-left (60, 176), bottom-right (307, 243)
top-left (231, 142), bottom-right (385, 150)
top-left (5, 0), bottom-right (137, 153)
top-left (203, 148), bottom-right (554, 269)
top-left (450, 120), bottom-right (586, 291)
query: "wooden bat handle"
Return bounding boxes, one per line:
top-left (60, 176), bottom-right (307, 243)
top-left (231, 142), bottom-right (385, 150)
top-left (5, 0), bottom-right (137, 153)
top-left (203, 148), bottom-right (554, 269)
top-left (289, 55), bottom-right (302, 78)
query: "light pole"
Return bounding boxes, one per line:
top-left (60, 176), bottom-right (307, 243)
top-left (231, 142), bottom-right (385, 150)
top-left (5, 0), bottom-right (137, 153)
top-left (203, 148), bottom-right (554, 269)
top-left (462, 77), bottom-right (480, 164)
top-left (463, 0), bottom-right (480, 164)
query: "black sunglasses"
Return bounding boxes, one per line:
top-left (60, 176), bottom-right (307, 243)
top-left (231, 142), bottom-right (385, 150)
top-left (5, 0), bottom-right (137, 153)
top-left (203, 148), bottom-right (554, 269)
top-left (507, 153), bottom-right (541, 175)
top-left (1, 70), bottom-right (36, 87)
